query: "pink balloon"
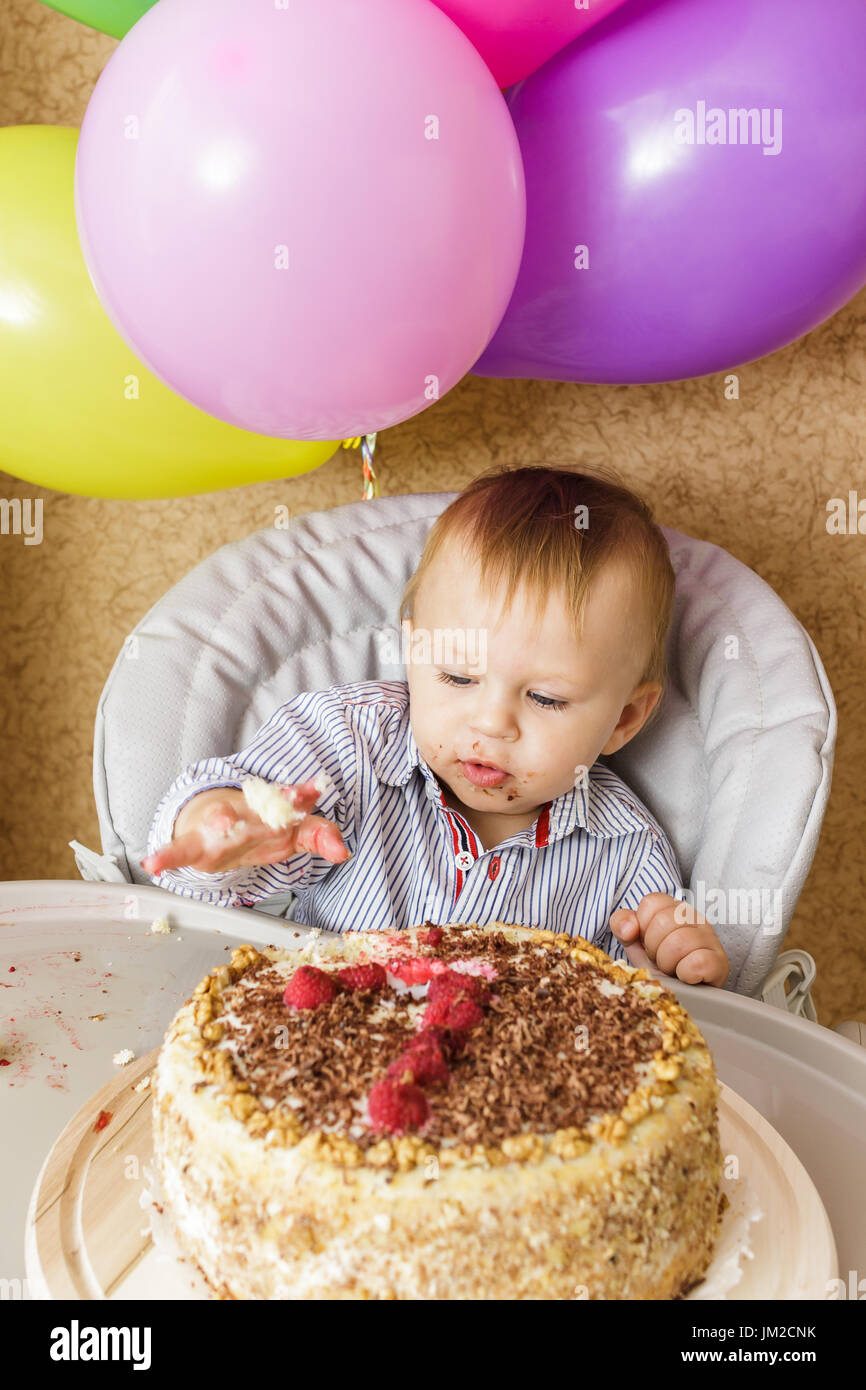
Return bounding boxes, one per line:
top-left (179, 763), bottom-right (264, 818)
top-left (433, 0), bottom-right (630, 87)
top-left (74, 0), bottom-right (525, 440)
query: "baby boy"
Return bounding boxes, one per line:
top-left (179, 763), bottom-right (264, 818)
top-left (142, 464), bottom-right (729, 987)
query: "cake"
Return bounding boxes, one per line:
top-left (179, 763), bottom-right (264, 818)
top-left (240, 772), bottom-right (332, 831)
top-left (152, 922), bottom-right (725, 1300)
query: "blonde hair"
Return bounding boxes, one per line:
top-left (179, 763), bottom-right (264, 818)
top-left (399, 463), bottom-right (676, 707)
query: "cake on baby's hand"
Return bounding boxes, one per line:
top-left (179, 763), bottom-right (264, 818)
top-left (153, 922), bottom-right (725, 1300)
top-left (240, 772), bottom-right (331, 830)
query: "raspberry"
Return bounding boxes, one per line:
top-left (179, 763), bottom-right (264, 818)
top-left (338, 963), bottom-right (386, 992)
top-left (415, 1022), bottom-right (466, 1058)
top-left (367, 1078), bottom-right (429, 1134)
top-left (283, 965), bottom-right (337, 1011)
top-left (418, 926), bottom-right (444, 946)
top-left (387, 956), bottom-right (439, 986)
top-left (422, 995), bottom-right (484, 1032)
top-left (387, 1037), bottom-right (450, 1088)
top-left (427, 969), bottom-right (490, 1006)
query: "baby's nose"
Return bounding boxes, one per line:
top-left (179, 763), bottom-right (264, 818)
top-left (471, 710), bottom-right (516, 737)
top-left (475, 722), bottom-right (514, 745)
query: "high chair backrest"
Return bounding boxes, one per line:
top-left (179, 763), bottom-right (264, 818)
top-left (90, 493), bottom-right (835, 997)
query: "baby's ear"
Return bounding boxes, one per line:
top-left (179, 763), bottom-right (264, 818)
top-left (629, 681), bottom-right (663, 735)
top-left (600, 682), bottom-right (662, 755)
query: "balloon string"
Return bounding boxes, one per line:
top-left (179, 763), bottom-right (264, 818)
top-left (341, 434), bottom-right (380, 499)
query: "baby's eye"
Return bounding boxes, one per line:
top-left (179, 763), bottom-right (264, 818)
top-left (436, 672), bottom-right (567, 712)
top-left (530, 693), bottom-right (569, 711)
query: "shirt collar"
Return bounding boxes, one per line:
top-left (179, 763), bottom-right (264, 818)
top-left (379, 713), bottom-right (593, 843)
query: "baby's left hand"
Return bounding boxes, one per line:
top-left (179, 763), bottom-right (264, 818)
top-left (610, 893), bottom-right (729, 987)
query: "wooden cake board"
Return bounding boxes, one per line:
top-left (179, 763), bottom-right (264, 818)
top-left (25, 1049), bottom-right (837, 1300)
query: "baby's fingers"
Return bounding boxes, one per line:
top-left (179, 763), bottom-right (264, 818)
top-left (640, 897), bottom-right (690, 959)
top-left (614, 932), bottom-right (666, 977)
top-left (674, 946), bottom-right (730, 988)
top-left (277, 780), bottom-right (327, 815)
top-left (609, 911), bottom-right (667, 978)
top-left (609, 908), bottom-right (640, 943)
top-left (144, 804), bottom-right (263, 873)
top-left (142, 828), bottom-right (226, 873)
top-left (293, 814), bottom-right (351, 864)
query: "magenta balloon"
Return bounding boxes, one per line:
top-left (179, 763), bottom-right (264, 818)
top-left (474, 0), bottom-right (866, 385)
top-left (432, 0), bottom-right (628, 87)
top-left (74, 0), bottom-right (525, 439)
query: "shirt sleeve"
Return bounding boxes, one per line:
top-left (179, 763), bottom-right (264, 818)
top-left (595, 831), bottom-right (685, 964)
top-left (145, 686), bottom-right (358, 908)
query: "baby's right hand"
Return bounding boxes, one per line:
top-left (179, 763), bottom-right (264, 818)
top-left (140, 781), bottom-right (351, 876)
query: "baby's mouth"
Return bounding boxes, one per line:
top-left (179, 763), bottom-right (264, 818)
top-left (460, 759), bottom-right (509, 789)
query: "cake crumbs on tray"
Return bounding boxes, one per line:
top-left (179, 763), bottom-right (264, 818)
top-left (133, 1074), bottom-right (152, 1092)
top-left (113, 1048), bottom-right (135, 1066)
top-left (150, 916), bottom-right (173, 935)
top-left (88, 1013), bottom-right (105, 1022)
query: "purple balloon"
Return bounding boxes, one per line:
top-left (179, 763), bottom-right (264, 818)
top-left (473, 0), bottom-right (866, 384)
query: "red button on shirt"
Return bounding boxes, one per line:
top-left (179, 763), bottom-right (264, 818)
top-left (488, 856), bottom-right (500, 881)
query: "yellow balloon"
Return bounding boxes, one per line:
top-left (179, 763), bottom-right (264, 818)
top-left (0, 127), bottom-right (340, 498)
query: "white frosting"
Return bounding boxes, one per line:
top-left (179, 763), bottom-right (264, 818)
top-left (198, 818), bottom-right (250, 850)
top-left (242, 777), bottom-right (307, 830)
top-left (595, 977), bottom-right (626, 998)
top-left (310, 770), bottom-right (333, 798)
top-left (239, 770), bottom-right (332, 833)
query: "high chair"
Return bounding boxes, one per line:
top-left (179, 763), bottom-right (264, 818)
top-left (69, 492), bottom-right (845, 1024)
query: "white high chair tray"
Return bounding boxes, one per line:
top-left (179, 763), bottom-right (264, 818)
top-left (0, 878), bottom-right (313, 1296)
top-left (23, 1055), bottom-right (834, 1300)
top-left (3, 881), bottom-right (865, 1294)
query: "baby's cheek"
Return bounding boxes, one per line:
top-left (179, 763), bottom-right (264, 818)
top-left (417, 739), bottom-right (446, 775)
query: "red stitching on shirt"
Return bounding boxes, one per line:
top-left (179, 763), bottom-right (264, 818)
top-left (535, 804), bottom-right (551, 847)
top-left (440, 790), bottom-right (465, 901)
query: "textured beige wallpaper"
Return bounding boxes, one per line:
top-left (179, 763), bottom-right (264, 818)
top-left (1, 0), bottom-right (864, 1027)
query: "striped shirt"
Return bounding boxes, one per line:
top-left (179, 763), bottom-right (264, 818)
top-left (146, 680), bottom-right (684, 963)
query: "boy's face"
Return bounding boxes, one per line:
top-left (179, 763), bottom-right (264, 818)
top-left (405, 538), bottom-right (661, 826)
